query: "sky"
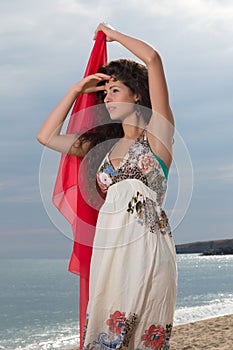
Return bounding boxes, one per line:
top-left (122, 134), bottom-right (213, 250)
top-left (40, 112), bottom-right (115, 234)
top-left (0, 0), bottom-right (233, 259)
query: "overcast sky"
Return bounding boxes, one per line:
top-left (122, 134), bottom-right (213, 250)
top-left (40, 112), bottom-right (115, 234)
top-left (1, 0), bottom-right (233, 259)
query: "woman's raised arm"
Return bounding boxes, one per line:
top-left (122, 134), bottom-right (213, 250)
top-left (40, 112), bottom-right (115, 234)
top-left (95, 23), bottom-right (174, 168)
top-left (36, 73), bottom-right (110, 155)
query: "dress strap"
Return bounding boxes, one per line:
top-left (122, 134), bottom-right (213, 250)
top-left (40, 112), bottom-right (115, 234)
top-left (142, 127), bottom-right (169, 179)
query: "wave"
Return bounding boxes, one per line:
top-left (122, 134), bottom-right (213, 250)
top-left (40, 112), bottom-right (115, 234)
top-left (1, 322), bottom-right (79, 350)
top-left (3, 301), bottom-right (233, 349)
top-left (174, 297), bottom-right (233, 325)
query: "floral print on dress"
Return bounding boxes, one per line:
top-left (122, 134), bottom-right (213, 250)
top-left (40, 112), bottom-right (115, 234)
top-left (83, 316), bottom-right (172, 350)
top-left (96, 129), bottom-right (171, 237)
top-left (127, 191), bottom-right (145, 225)
top-left (126, 193), bottom-right (171, 236)
top-left (138, 154), bottom-right (156, 174)
top-left (83, 310), bottom-right (138, 350)
top-left (139, 324), bottom-right (172, 350)
top-left (96, 172), bottom-right (112, 193)
top-left (97, 130), bottom-right (167, 202)
top-left (107, 310), bottom-right (126, 336)
top-left (96, 163), bottom-right (117, 193)
top-left (141, 324), bottom-right (165, 349)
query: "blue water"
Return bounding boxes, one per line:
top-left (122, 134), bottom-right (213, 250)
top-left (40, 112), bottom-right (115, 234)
top-left (0, 259), bottom-right (79, 350)
top-left (175, 254), bottom-right (233, 324)
top-left (0, 254), bottom-right (233, 349)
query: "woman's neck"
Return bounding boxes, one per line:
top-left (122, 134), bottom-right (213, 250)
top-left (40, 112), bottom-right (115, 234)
top-left (122, 115), bottom-right (146, 140)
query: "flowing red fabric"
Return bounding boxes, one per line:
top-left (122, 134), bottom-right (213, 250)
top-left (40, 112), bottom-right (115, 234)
top-left (52, 31), bottom-right (107, 348)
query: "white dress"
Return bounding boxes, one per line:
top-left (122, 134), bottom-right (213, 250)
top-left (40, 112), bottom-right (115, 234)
top-left (83, 130), bottom-right (177, 350)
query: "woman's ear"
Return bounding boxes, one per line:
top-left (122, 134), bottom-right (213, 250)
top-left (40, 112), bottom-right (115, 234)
top-left (135, 94), bottom-right (141, 103)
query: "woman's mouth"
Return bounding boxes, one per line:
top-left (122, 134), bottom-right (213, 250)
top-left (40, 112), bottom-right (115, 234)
top-left (107, 105), bottom-right (116, 114)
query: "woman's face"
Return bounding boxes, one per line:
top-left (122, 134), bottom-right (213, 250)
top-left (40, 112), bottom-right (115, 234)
top-left (103, 79), bottom-right (138, 121)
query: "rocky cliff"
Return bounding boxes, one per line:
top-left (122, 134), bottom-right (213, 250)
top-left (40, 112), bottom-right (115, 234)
top-left (175, 238), bottom-right (233, 255)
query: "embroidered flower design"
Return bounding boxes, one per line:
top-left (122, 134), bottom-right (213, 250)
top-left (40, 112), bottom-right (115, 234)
top-left (96, 171), bottom-right (112, 193)
top-left (156, 209), bottom-right (172, 236)
top-left (127, 192), bottom-right (145, 225)
top-left (96, 174), bottom-right (108, 193)
top-left (106, 310), bottom-right (126, 335)
top-left (141, 324), bottom-right (166, 349)
top-left (98, 172), bottom-right (112, 186)
top-left (138, 154), bottom-right (155, 174)
top-left (104, 164), bottom-right (118, 176)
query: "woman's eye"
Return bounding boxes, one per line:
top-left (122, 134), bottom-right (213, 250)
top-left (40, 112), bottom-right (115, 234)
top-left (112, 89), bottom-right (119, 93)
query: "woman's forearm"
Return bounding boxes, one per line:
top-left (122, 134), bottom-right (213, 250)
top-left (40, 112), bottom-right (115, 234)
top-left (37, 72), bottom-right (109, 147)
top-left (110, 28), bottom-right (159, 65)
top-left (36, 88), bottom-right (79, 145)
top-left (36, 73), bottom-right (109, 155)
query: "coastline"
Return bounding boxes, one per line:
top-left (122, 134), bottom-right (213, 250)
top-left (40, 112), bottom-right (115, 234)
top-left (70, 314), bottom-right (233, 350)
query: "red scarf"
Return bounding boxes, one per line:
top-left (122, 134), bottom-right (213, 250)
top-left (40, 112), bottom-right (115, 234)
top-left (52, 31), bottom-right (107, 347)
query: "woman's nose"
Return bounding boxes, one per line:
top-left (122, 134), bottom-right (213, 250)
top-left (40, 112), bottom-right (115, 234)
top-left (104, 92), bottom-right (111, 103)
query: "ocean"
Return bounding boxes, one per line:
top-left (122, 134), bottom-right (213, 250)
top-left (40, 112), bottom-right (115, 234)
top-left (1, 254), bottom-right (233, 350)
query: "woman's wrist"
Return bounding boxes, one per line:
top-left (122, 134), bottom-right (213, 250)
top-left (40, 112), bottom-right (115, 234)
top-left (68, 84), bottom-right (82, 98)
top-left (111, 29), bottom-right (122, 42)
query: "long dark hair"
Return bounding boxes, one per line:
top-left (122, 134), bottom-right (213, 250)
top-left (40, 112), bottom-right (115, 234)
top-left (77, 58), bottom-right (152, 207)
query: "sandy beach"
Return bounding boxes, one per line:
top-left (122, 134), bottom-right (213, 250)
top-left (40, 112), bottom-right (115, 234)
top-left (70, 314), bottom-right (233, 349)
top-left (170, 314), bottom-right (233, 349)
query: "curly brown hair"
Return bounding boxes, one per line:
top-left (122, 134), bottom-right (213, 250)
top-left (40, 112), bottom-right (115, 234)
top-left (98, 58), bottom-right (151, 110)
top-left (77, 58), bottom-right (152, 207)
top-left (79, 59), bottom-right (151, 149)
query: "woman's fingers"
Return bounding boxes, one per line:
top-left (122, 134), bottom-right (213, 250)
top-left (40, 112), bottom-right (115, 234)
top-left (81, 73), bottom-right (110, 94)
top-left (94, 23), bottom-right (116, 41)
top-left (70, 73), bottom-right (110, 95)
top-left (92, 73), bottom-right (110, 81)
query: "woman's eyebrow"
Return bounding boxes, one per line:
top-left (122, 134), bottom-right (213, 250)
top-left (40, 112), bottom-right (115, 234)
top-left (105, 85), bottom-right (120, 91)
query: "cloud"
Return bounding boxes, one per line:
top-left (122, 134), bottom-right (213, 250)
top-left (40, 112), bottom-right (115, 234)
top-left (1, 227), bottom-right (56, 236)
top-left (209, 164), bottom-right (233, 184)
top-left (0, 0), bottom-right (232, 257)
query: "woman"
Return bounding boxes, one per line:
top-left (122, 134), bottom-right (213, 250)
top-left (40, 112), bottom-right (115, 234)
top-left (37, 23), bottom-right (177, 350)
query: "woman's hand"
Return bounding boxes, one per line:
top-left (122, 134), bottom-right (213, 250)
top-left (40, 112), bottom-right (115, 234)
top-left (94, 23), bottom-right (117, 42)
top-left (69, 73), bottom-right (110, 95)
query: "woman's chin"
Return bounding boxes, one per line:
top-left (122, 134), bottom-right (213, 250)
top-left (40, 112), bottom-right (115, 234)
top-left (109, 113), bottom-right (122, 121)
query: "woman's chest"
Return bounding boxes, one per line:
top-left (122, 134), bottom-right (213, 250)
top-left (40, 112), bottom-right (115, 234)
top-left (96, 139), bottom-right (167, 195)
